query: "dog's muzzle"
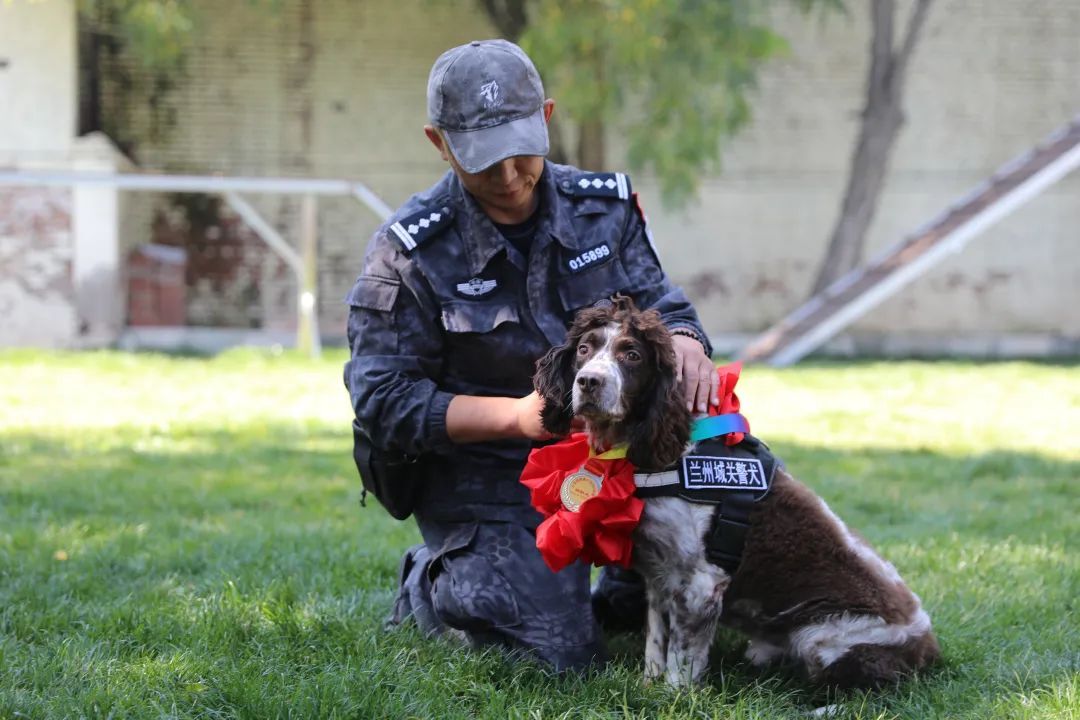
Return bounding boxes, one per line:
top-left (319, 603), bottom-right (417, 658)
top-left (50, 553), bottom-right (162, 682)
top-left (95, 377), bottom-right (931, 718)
top-left (572, 361), bottom-right (623, 417)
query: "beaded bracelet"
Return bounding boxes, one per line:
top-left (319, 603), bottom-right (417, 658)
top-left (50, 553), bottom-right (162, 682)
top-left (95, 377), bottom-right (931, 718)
top-left (670, 327), bottom-right (704, 346)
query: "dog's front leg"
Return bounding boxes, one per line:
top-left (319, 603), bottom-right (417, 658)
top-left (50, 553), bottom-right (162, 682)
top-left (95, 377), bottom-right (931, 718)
top-left (644, 589), bottom-right (669, 683)
top-left (665, 564), bottom-right (729, 686)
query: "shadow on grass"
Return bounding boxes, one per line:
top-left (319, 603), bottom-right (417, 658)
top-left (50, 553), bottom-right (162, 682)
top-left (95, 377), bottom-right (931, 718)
top-left (2, 426), bottom-right (1077, 717)
top-left (3, 426), bottom-right (1074, 546)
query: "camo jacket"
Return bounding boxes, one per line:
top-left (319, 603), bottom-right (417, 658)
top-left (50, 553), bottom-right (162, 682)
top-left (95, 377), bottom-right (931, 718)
top-left (344, 161), bottom-right (709, 520)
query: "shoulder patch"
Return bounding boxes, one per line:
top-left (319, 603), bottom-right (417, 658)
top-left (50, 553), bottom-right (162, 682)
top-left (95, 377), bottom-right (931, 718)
top-left (557, 172), bottom-right (631, 201)
top-left (387, 205), bottom-right (454, 253)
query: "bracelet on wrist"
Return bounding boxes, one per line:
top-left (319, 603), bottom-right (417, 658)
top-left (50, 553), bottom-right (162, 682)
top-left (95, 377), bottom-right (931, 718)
top-left (670, 327), bottom-right (702, 343)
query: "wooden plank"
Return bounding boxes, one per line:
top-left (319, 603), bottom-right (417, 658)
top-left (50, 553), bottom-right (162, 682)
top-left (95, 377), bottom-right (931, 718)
top-left (739, 116), bottom-right (1080, 366)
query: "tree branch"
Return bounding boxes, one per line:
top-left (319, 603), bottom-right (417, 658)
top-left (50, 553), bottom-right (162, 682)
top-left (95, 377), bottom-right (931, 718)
top-left (894, 0), bottom-right (934, 80)
top-left (869, 0), bottom-right (896, 94)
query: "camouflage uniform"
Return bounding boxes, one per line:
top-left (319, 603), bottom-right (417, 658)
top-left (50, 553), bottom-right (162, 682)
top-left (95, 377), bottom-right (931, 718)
top-left (344, 161), bottom-right (710, 671)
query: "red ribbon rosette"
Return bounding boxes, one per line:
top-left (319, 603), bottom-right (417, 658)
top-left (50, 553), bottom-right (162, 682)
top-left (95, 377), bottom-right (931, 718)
top-left (520, 433), bottom-right (643, 573)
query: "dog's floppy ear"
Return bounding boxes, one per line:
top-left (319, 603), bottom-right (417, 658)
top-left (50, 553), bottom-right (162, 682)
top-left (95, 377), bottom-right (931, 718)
top-left (626, 316), bottom-right (691, 470)
top-left (534, 338), bottom-right (576, 436)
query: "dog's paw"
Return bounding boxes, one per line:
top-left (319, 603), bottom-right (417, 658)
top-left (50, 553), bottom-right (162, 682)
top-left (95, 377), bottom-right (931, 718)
top-left (643, 661), bottom-right (665, 685)
top-left (744, 638), bottom-right (785, 667)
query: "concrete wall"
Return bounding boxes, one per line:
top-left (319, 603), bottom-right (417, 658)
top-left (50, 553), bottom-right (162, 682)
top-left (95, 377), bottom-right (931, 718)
top-left (91, 0), bottom-right (1080, 350)
top-left (0, 2), bottom-right (132, 348)
top-left (0, 187), bottom-right (77, 346)
top-left (640, 1), bottom-right (1080, 341)
top-left (0, 0), bottom-right (79, 347)
top-left (0, 0), bottom-right (77, 165)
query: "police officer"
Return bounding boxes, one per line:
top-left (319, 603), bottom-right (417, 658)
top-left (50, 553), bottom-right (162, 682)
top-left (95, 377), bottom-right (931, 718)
top-left (344, 39), bottom-right (719, 671)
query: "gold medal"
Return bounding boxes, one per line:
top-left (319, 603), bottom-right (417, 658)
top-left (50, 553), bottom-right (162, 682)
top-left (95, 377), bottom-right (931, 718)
top-left (560, 467), bottom-right (603, 512)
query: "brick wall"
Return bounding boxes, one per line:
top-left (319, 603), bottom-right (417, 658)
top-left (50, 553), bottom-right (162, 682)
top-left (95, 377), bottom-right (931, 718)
top-left (0, 188), bottom-right (77, 346)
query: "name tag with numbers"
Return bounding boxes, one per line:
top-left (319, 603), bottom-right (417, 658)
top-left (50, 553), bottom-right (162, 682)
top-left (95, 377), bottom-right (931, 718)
top-left (566, 243), bottom-right (612, 273)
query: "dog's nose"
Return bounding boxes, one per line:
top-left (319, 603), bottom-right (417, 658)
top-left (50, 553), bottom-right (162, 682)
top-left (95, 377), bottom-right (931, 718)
top-left (576, 372), bottom-right (604, 393)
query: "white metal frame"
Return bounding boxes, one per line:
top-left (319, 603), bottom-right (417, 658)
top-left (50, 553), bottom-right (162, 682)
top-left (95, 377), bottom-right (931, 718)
top-left (0, 169), bottom-right (393, 357)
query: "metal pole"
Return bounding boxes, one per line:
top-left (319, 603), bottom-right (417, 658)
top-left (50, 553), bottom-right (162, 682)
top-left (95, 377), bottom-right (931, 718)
top-left (350, 183), bottom-right (393, 221)
top-left (0, 169), bottom-right (394, 354)
top-left (0, 169), bottom-right (355, 195)
top-left (223, 192), bottom-right (303, 275)
top-left (297, 194), bottom-right (321, 358)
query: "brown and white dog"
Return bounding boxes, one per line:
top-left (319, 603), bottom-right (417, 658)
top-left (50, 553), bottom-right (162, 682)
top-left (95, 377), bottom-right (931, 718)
top-left (534, 297), bottom-right (939, 688)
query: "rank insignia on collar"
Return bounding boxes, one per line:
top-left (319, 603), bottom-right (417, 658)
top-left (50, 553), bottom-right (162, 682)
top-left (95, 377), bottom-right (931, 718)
top-left (388, 205), bottom-right (454, 253)
top-left (455, 277), bottom-right (498, 297)
top-left (558, 172), bottom-right (631, 200)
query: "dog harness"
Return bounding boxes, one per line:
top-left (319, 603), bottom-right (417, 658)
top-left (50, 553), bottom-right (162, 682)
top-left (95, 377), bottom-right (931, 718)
top-left (635, 416), bottom-right (778, 574)
top-left (521, 363), bottom-right (776, 572)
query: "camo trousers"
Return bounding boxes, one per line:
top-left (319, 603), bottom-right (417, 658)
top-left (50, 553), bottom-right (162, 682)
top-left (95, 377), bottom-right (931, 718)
top-left (388, 513), bottom-right (608, 672)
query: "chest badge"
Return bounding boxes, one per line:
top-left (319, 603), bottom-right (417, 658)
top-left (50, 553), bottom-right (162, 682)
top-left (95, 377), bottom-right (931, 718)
top-left (455, 277), bottom-right (498, 297)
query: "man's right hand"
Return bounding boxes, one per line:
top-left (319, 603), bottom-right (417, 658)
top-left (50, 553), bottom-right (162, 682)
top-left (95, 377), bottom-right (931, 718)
top-left (446, 391), bottom-right (557, 444)
top-left (512, 391), bottom-right (555, 441)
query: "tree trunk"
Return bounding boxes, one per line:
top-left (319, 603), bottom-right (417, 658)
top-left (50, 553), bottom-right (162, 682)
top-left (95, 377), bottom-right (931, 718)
top-left (577, 119), bottom-right (606, 171)
top-left (809, 0), bottom-right (933, 296)
top-left (478, 0), bottom-right (529, 41)
top-left (811, 100), bottom-right (904, 294)
top-left (575, 47), bottom-right (607, 171)
top-left (546, 113), bottom-right (570, 165)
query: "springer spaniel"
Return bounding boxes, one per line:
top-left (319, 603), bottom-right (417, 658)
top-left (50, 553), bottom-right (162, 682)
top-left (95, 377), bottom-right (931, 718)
top-left (534, 297), bottom-right (939, 688)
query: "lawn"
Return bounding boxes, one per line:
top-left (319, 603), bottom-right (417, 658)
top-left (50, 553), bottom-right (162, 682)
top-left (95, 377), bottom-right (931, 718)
top-left (0, 349), bottom-right (1077, 719)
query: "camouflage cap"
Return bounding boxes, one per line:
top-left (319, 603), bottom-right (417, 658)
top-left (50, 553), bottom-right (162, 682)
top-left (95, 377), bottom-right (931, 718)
top-left (427, 39), bottom-right (549, 174)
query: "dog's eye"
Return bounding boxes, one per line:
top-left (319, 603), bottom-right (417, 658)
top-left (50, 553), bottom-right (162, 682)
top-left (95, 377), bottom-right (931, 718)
top-left (624, 349), bottom-right (642, 362)
top-left (577, 343), bottom-right (590, 356)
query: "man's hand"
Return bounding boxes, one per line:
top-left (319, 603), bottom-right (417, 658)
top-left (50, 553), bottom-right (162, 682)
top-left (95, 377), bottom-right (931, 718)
top-left (513, 390), bottom-right (555, 441)
top-left (672, 334), bottom-right (717, 414)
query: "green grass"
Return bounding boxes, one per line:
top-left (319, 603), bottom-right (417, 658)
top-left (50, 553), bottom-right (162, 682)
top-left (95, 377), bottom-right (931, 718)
top-left (0, 349), bottom-right (1077, 719)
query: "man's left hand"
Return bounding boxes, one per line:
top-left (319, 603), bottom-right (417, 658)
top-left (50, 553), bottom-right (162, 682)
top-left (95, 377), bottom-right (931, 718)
top-left (671, 334), bottom-right (717, 414)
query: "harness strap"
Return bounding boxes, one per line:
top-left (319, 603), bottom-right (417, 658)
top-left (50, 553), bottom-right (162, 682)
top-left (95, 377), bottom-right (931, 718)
top-left (634, 470), bottom-right (680, 489)
top-left (703, 490), bottom-right (758, 573)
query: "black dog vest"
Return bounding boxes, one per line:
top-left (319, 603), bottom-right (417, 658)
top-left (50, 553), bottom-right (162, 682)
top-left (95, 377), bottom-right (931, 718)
top-left (634, 434), bottom-right (778, 573)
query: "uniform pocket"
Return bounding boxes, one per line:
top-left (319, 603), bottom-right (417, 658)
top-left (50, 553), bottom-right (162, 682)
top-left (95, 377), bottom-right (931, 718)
top-left (346, 275), bottom-right (400, 312)
top-left (428, 522), bottom-right (522, 630)
top-left (440, 300), bottom-right (519, 333)
top-left (556, 257), bottom-right (631, 314)
top-left (438, 299), bottom-right (532, 389)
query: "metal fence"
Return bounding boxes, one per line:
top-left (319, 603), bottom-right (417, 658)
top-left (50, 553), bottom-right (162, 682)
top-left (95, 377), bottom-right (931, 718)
top-left (0, 169), bottom-right (392, 357)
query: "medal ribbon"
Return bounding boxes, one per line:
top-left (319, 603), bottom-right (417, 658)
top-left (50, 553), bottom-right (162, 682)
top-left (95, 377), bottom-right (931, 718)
top-left (583, 444), bottom-right (628, 475)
